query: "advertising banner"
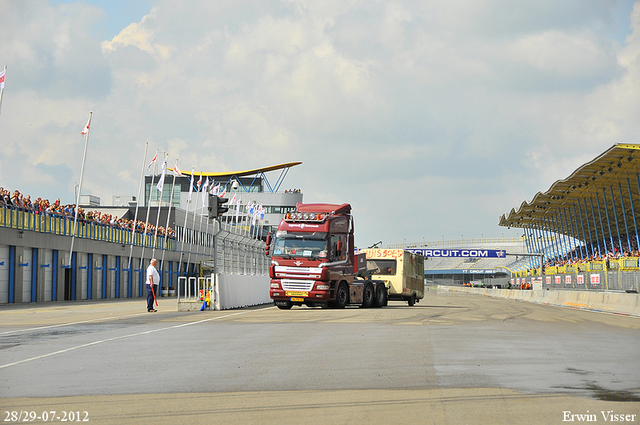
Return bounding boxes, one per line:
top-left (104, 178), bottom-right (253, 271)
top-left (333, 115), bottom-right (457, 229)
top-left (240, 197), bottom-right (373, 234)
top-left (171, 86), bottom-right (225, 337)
top-left (407, 248), bottom-right (507, 258)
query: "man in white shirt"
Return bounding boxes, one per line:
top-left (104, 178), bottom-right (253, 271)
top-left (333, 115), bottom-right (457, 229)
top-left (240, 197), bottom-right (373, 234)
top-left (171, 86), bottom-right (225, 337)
top-left (146, 258), bottom-right (160, 312)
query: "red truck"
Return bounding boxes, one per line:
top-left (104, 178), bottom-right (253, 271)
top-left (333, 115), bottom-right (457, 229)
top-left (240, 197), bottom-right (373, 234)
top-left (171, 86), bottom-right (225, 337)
top-left (266, 203), bottom-right (388, 309)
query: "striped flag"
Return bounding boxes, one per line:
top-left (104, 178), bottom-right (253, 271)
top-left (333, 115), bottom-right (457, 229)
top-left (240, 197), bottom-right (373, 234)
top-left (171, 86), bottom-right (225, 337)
top-left (0, 69), bottom-right (6, 89)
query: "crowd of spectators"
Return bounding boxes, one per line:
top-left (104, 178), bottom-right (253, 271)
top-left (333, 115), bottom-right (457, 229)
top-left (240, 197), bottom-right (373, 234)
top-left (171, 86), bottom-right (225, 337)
top-left (544, 241), bottom-right (640, 268)
top-left (0, 187), bottom-right (175, 239)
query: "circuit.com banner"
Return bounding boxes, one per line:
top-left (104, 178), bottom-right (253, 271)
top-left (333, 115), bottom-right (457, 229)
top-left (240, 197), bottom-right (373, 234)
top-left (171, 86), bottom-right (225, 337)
top-left (407, 248), bottom-right (507, 258)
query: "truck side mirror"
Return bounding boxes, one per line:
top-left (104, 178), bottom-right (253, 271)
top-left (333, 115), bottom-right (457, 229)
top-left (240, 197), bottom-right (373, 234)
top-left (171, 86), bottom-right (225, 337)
top-left (336, 240), bottom-right (343, 257)
top-left (265, 234), bottom-right (272, 256)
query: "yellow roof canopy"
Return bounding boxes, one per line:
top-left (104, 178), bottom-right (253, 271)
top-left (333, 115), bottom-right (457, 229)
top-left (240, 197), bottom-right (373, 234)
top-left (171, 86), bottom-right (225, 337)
top-left (499, 144), bottom-right (640, 249)
top-left (170, 161), bottom-right (302, 178)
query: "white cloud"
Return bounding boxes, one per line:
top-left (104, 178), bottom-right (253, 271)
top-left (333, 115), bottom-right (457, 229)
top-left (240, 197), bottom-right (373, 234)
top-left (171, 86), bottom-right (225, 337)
top-left (0, 0), bottom-right (638, 245)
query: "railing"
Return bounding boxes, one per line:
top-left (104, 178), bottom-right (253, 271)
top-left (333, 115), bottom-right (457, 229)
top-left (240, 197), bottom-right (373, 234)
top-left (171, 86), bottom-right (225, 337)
top-left (0, 206), bottom-right (176, 250)
top-left (177, 276), bottom-right (212, 301)
top-left (388, 237), bottom-right (526, 249)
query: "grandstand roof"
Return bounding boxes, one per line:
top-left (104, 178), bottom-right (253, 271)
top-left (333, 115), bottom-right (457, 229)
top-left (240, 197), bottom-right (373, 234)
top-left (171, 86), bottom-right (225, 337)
top-left (499, 144), bottom-right (640, 243)
top-left (170, 161), bottom-right (302, 178)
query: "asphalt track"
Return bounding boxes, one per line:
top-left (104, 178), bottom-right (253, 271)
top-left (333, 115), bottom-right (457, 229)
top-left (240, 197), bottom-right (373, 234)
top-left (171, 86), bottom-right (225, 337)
top-left (1, 289), bottom-right (639, 424)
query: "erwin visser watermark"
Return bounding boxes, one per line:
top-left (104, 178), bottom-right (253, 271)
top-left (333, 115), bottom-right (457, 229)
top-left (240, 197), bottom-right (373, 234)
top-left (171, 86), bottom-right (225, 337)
top-left (563, 411), bottom-right (637, 422)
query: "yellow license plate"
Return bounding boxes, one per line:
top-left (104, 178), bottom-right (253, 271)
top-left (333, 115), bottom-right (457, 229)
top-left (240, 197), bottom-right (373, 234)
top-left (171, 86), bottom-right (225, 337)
top-left (291, 297), bottom-right (304, 302)
top-left (286, 291), bottom-right (309, 297)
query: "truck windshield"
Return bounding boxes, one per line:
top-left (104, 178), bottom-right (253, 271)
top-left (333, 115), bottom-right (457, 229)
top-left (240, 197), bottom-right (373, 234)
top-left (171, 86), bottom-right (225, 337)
top-left (367, 259), bottom-right (396, 275)
top-left (273, 232), bottom-right (329, 259)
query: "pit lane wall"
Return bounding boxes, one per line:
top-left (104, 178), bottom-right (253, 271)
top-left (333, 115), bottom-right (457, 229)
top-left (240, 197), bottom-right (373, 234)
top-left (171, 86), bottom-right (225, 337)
top-left (438, 285), bottom-right (640, 317)
top-left (216, 274), bottom-right (271, 310)
top-left (177, 274), bottom-right (271, 311)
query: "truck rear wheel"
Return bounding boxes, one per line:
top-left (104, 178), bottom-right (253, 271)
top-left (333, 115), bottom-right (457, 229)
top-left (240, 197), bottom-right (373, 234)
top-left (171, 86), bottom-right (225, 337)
top-left (361, 282), bottom-right (374, 308)
top-left (407, 293), bottom-right (416, 307)
top-left (373, 283), bottom-right (387, 308)
top-left (332, 282), bottom-right (349, 309)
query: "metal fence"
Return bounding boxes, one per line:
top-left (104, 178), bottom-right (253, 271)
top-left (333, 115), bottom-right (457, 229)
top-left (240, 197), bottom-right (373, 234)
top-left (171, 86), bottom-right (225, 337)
top-left (472, 271), bottom-right (639, 292)
top-left (209, 223), bottom-right (269, 276)
top-left (0, 206), bottom-right (176, 250)
top-left (435, 268), bottom-right (640, 292)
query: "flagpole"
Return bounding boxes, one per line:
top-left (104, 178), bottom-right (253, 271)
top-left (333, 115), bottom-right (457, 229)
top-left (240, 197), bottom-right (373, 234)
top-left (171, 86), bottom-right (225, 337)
top-left (139, 150), bottom-right (158, 274)
top-left (160, 164), bottom-right (178, 281)
top-left (0, 66), bottom-right (6, 122)
top-left (151, 154), bottom-right (168, 259)
top-left (128, 142), bottom-right (149, 271)
top-left (69, 111), bottom-right (92, 267)
top-left (195, 178), bottom-right (209, 265)
top-left (186, 172), bottom-right (203, 273)
top-left (178, 167), bottom-right (194, 278)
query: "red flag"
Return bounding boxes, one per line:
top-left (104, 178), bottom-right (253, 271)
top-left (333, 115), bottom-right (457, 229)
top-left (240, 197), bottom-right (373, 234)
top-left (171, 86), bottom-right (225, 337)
top-left (173, 161), bottom-right (183, 177)
top-left (81, 114), bottom-right (91, 135)
top-left (0, 70), bottom-right (5, 89)
top-left (147, 151), bottom-right (158, 170)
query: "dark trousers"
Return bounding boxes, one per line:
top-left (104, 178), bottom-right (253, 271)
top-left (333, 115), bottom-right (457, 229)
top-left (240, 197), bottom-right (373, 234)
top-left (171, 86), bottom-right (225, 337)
top-left (147, 285), bottom-right (156, 311)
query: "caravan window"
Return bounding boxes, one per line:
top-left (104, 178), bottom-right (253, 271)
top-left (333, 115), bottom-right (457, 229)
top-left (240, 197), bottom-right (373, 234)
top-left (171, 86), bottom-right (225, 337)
top-left (367, 259), bottom-right (396, 275)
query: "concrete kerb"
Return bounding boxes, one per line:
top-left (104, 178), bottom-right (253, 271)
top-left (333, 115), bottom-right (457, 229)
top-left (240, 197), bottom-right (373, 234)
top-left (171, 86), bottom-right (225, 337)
top-left (437, 285), bottom-right (640, 317)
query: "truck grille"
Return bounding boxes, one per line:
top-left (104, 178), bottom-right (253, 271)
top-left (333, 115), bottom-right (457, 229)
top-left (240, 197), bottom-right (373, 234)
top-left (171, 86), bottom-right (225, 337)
top-left (281, 279), bottom-right (315, 292)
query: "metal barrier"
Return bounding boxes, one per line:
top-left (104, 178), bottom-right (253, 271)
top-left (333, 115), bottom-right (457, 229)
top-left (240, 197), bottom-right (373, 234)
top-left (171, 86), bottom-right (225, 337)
top-left (177, 276), bottom-right (214, 302)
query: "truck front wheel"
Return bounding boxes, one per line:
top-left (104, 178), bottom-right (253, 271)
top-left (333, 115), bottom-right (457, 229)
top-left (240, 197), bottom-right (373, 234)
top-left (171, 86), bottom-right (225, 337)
top-left (332, 282), bottom-right (349, 309)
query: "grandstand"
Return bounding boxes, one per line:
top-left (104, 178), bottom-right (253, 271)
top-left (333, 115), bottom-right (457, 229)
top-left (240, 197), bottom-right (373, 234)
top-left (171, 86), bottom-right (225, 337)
top-left (494, 144), bottom-right (640, 292)
top-left (387, 144), bottom-right (640, 292)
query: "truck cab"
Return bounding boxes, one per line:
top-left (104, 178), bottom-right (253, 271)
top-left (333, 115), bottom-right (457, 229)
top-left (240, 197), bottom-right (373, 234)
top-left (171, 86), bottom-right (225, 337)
top-left (267, 203), bottom-right (386, 309)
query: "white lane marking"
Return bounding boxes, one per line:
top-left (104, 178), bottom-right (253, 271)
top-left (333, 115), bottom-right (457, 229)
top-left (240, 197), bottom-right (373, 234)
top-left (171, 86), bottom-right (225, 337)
top-left (0, 307), bottom-right (275, 369)
top-left (0, 313), bottom-right (149, 335)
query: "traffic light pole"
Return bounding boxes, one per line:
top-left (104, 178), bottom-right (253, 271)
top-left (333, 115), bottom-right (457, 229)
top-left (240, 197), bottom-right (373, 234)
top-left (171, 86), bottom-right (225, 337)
top-left (212, 216), bottom-right (222, 310)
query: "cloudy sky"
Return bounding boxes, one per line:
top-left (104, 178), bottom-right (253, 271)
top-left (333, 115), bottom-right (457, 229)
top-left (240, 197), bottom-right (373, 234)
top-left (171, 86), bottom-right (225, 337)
top-left (0, 0), bottom-right (639, 247)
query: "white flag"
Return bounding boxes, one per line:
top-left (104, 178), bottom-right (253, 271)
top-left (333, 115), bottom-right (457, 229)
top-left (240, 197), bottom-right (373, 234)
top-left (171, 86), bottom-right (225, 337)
top-left (156, 157), bottom-right (167, 192)
top-left (188, 168), bottom-right (194, 202)
top-left (201, 178), bottom-right (209, 205)
top-left (81, 114), bottom-right (91, 135)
